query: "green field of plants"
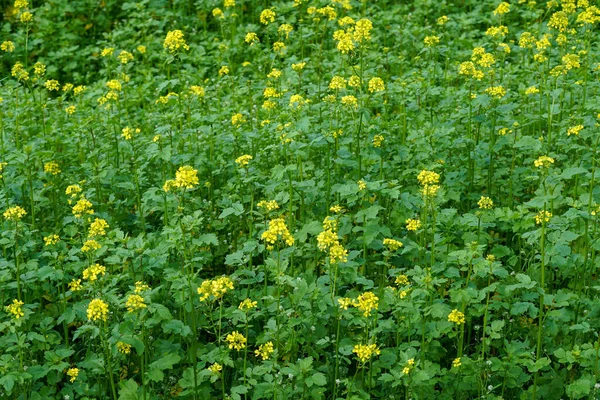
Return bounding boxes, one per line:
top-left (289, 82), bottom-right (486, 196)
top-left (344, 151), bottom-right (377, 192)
top-left (1, 0), bottom-right (600, 398)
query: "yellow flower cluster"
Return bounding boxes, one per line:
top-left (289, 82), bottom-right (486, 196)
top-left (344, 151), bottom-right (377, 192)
top-left (11, 62), bottom-right (29, 81)
top-left (197, 276), bottom-right (234, 301)
top-left (121, 127), bottom-right (140, 140)
top-left (81, 240), bottom-right (101, 253)
top-left (459, 61), bottom-right (484, 80)
top-left (43, 234), bottom-right (60, 246)
top-left (352, 343), bottom-right (380, 363)
top-left (235, 154), bottom-right (252, 167)
top-left (1, 41), bottom-right (15, 52)
top-left (135, 281), bottom-right (150, 293)
top-left (448, 309), bottom-right (465, 325)
top-left (452, 358), bottom-right (462, 368)
top-left (117, 50), bottom-right (133, 64)
top-left (406, 218), bottom-right (421, 231)
top-left (395, 274), bottom-right (409, 286)
top-left (485, 85), bottom-right (506, 99)
top-left (208, 363), bottom-right (222, 374)
top-left (383, 238), bottom-right (403, 251)
top-left (239, 298), bottom-right (257, 311)
top-left (4, 206), bottom-right (27, 221)
top-left (69, 279), bottom-right (82, 291)
top-left (424, 35), bottom-right (440, 47)
top-left (402, 358), bottom-right (415, 374)
top-left (88, 218), bottom-right (109, 238)
top-left (117, 342), bottom-right (132, 354)
top-left (190, 86), bottom-right (205, 97)
top-left (353, 292), bottom-right (379, 317)
top-left (72, 197), bottom-right (94, 218)
top-left (260, 9), bottom-right (276, 24)
top-left (5, 299), bottom-right (24, 319)
top-left (417, 170), bottom-right (440, 197)
top-left (44, 161), bottom-right (61, 175)
top-left (535, 210), bottom-right (552, 225)
top-left (245, 32), bottom-right (259, 45)
top-left (525, 86), bottom-right (540, 95)
top-left (316, 217), bottom-right (347, 263)
top-left (471, 47), bottom-right (495, 68)
top-left (226, 331), bottom-right (247, 350)
top-left (125, 294), bottom-right (147, 312)
top-left (373, 134), bottom-right (384, 147)
top-left (82, 263), bottom-right (106, 281)
top-left (493, 2), bottom-right (510, 15)
top-left (255, 341), bottom-right (274, 360)
top-left (341, 95), bottom-right (358, 108)
top-left (67, 368), bottom-right (79, 383)
top-left (567, 125), bottom-right (583, 136)
top-left (87, 298), bottom-right (109, 322)
top-left (261, 218), bottom-right (294, 250)
top-left (368, 77), bottom-right (385, 93)
top-left (534, 155), bottom-right (554, 168)
top-left (164, 30), bottom-right (190, 53)
top-left (478, 196), bottom-right (494, 210)
top-left (257, 200), bottom-right (279, 212)
top-left (164, 166), bottom-right (199, 192)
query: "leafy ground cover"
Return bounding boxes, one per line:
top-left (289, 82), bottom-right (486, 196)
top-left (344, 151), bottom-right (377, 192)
top-left (1, 0), bottom-right (600, 399)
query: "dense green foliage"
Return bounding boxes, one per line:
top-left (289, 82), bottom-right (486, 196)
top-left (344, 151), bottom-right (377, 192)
top-left (2, 0), bottom-right (600, 399)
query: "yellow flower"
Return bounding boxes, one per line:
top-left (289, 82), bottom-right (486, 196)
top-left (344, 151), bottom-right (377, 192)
top-left (368, 77), bottom-right (385, 93)
top-left (448, 309), bottom-right (465, 324)
top-left (239, 298), bottom-right (257, 311)
top-left (235, 154), bottom-right (252, 166)
top-left (338, 297), bottom-right (352, 310)
top-left (20, 11), bottom-right (33, 23)
top-left (352, 292), bottom-right (379, 317)
top-left (424, 35), bottom-right (440, 47)
top-left (67, 368), bottom-right (79, 383)
top-left (74, 85), bottom-right (87, 95)
top-left (43, 234), bottom-right (60, 246)
top-left (417, 170), bottom-right (440, 186)
top-left (478, 196), bottom-right (494, 209)
top-left (208, 363), bottom-right (222, 374)
top-left (137, 45), bottom-right (146, 54)
top-left (289, 94), bottom-right (308, 108)
top-left (525, 86), bottom-right (539, 95)
top-left (117, 50), bottom-right (134, 64)
top-left (226, 331), bottom-right (247, 350)
top-left (45, 80), bottom-right (60, 91)
top-left (121, 126), bottom-right (140, 140)
top-left (493, 2), bottom-right (510, 15)
top-left (261, 218), bottom-right (294, 248)
top-left (534, 155), bottom-right (554, 168)
top-left (373, 134), bottom-right (384, 147)
top-left (88, 218), bottom-right (109, 238)
top-left (437, 16), bottom-right (449, 25)
top-left (164, 30), bottom-right (190, 53)
top-left (395, 274), bottom-right (410, 286)
top-left (548, 11), bottom-right (569, 32)
top-left (452, 358), bottom-right (462, 368)
top-left (125, 294), bottom-right (147, 312)
top-left (87, 298), bottom-right (109, 322)
top-left (485, 25), bottom-right (508, 38)
top-left (82, 263), bottom-right (106, 281)
top-left (406, 219), bottom-right (421, 231)
top-left (197, 276), bottom-right (234, 301)
top-left (260, 9), bottom-right (276, 25)
top-left (43, 161), bottom-right (61, 175)
top-left (257, 200), bottom-right (279, 212)
top-left (69, 279), bottom-right (82, 291)
top-left (535, 210), bottom-right (552, 225)
top-left (1, 41), bottom-right (15, 52)
top-left (255, 342), bottom-right (274, 360)
top-left (117, 342), bottom-right (132, 354)
top-left (354, 18), bottom-right (372, 42)
top-left (101, 47), bottom-right (115, 57)
top-left (291, 62), bottom-right (306, 71)
top-left (72, 197), bottom-right (94, 218)
top-left (224, 0), bottom-right (235, 7)
top-left (106, 79), bottom-right (122, 91)
top-left (278, 23), bottom-right (293, 38)
top-left (329, 76), bottom-right (347, 90)
top-left (11, 62), bottom-right (29, 81)
top-left (231, 113), bottom-right (246, 126)
top-left (334, 30), bottom-right (354, 53)
top-left (352, 343), bottom-right (380, 363)
top-left (212, 8), bottom-right (224, 18)
top-left (4, 299), bottom-right (24, 319)
top-left (33, 62), bottom-right (46, 76)
top-left (485, 86), bottom-right (507, 99)
top-left (383, 238), bottom-right (403, 251)
top-left (267, 68), bottom-right (281, 79)
top-left (245, 32), bottom-right (259, 45)
top-left (341, 95), bottom-right (358, 109)
top-left (65, 105), bottom-right (76, 115)
top-left (357, 180), bottom-right (367, 191)
top-left (3, 206), bottom-right (26, 221)
top-left (81, 240), bottom-right (101, 253)
top-left (135, 281), bottom-right (150, 293)
top-left (173, 165), bottom-right (199, 189)
top-left (567, 125), bottom-right (583, 136)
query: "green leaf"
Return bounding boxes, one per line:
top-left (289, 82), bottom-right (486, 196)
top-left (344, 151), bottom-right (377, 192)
top-left (118, 379), bottom-right (141, 400)
top-left (311, 372), bottom-right (327, 386)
